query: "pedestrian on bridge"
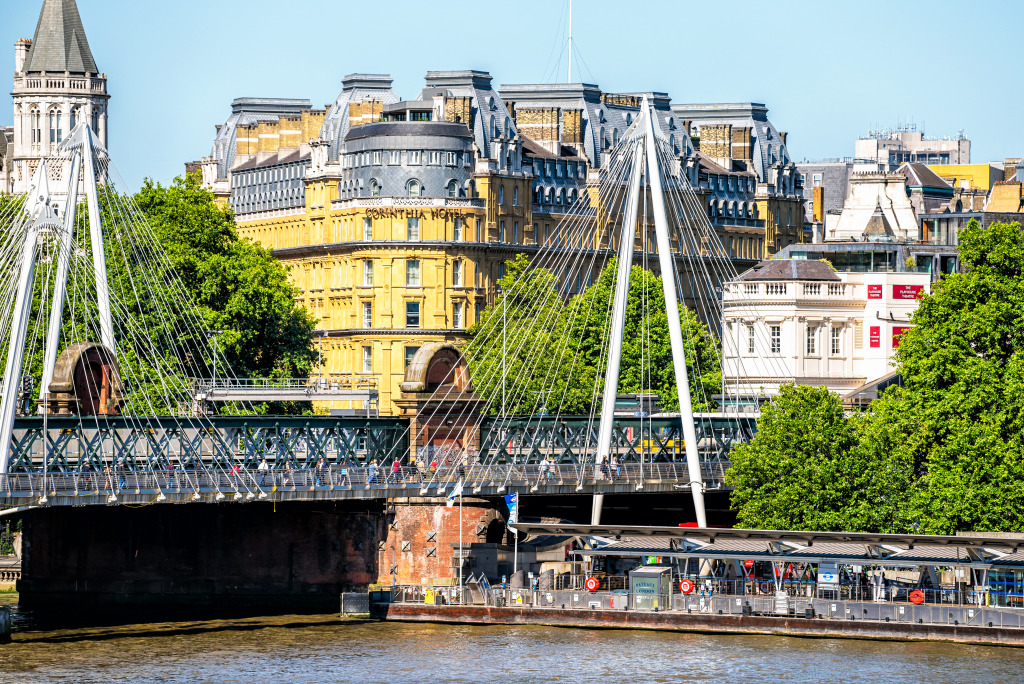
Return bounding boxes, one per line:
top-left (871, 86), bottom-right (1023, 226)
top-left (257, 458), bottom-right (269, 486)
top-left (316, 457), bottom-right (329, 486)
top-left (368, 459), bottom-right (378, 485)
top-left (392, 458), bottom-right (401, 483)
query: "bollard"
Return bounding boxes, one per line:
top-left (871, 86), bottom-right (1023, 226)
top-left (0, 605), bottom-right (11, 643)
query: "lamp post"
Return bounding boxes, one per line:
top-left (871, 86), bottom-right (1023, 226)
top-left (206, 330), bottom-right (224, 388)
top-left (314, 330), bottom-right (325, 388)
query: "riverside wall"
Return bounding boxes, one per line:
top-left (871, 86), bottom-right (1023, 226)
top-left (377, 603), bottom-right (1024, 648)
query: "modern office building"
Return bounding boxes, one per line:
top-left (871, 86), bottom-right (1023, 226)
top-left (854, 125), bottom-right (970, 169)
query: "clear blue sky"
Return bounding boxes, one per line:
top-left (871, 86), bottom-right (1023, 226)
top-left (3, 0), bottom-right (1022, 191)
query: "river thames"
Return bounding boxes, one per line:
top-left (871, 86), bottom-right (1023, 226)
top-left (3, 609), bottom-right (1024, 683)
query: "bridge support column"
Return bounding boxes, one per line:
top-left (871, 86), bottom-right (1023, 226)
top-left (590, 494), bottom-right (604, 525)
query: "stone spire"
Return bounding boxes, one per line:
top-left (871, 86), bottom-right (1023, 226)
top-left (22, 0), bottom-right (98, 74)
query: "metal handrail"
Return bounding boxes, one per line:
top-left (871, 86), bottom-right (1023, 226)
top-left (0, 462), bottom-right (725, 505)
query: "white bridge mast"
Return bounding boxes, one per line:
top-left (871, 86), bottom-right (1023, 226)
top-left (0, 124), bottom-right (116, 473)
top-left (592, 97), bottom-right (708, 527)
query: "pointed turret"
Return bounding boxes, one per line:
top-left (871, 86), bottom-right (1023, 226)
top-left (22, 0), bottom-right (98, 74)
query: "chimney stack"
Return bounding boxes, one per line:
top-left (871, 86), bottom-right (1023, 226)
top-left (14, 39), bottom-right (31, 73)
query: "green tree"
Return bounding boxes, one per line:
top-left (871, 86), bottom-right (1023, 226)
top-left (467, 257), bottom-right (720, 415)
top-left (132, 174), bottom-right (318, 409)
top-left (1, 174), bottom-right (316, 415)
top-left (891, 220), bottom-right (1024, 533)
top-left (727, 221), bottom-right (1024, 534)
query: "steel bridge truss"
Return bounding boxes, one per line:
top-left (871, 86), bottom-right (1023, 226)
top-left (5, 414), bottom-right (754, 477)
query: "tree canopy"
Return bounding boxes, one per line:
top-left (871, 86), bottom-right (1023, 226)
top-left (467, 255), bottom-right (720, 416)
top-left (2, 174), bottom-right (316, 415)
top-left (727, 220), bottom-right (1024, 534)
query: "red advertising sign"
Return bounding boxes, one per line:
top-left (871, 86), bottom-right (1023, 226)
top-left (867, 284), bottom-right (883, 299)
top-left (869, 326), bottom-right (881, 348)
top-left (892, 325), bottom-right (912, 348)
top-left (893, 284), bottom-right (924, 300)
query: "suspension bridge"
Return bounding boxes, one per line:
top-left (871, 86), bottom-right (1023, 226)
top-left (0, 99), bottom-right (769, 522)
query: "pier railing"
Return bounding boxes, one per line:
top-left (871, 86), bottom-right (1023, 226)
top-left (387, 583), bottom-right (1024, 629)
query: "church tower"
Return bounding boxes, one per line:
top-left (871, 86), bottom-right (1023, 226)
top-left (10, 0), bottom-right (109, 194)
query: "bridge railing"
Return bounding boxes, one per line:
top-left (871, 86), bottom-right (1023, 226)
top-left (0, 461), bottom-right (729, 504)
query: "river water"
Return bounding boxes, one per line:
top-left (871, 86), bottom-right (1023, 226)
top-left (2, 608), bottom-right (1024, 683)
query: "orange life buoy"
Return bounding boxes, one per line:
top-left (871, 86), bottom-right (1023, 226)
top-left (909, 589), bottom-right (925, 605)
top-left (680, 579), bottom-right (694, 594)
top-left (585, 576), bottom-right (600, 592)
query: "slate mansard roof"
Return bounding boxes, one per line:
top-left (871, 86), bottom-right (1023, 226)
top-left (22, 0), bottom-right (98, 74)
top-left (737, 259), bottom-right (841, 282)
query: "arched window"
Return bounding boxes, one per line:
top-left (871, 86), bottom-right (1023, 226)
top-left (558, 189), bottom-right (566, 205)
top-left (70, 106), bottom-right (80, 131)
top-left (626, 113), bottom-right (632, 125)
top-left (708, 201), bottom-right (716, 217)
top-left (600, 127), bottom-right (606, 149)
top-left (612, 129), bottom-right (619, 146)
top-left (668, 117), bottom-right (676, 130)
top-left (369, 179), bottom-right (380, 196)
top-left (598, 109), bottom-right (605, 123)
top-left (49, 108), bottom-right (62, 144)
top-left (447, 180), bottom-right (459, 197)
top-left (30, 108), bottom-right (41, 144)
top-left (468, 180), bottom-right (476, 197)
top-left (570, 189), bottom-right (577, 204)
top-left (513, 187), bottom-right (518, 206)
top-left (504, 117), bottom-right (510, 136)
top-left (408, 180), bottom-right (421, 197)
top-left (91, 107), bottom-right (100, 134)
top-left (490, 116), bottom-right (497, 139)
top-left (488, 96), bottom-right (495, 110)
top-left (669, 134), bottom-right (675, 152)
top-left (546, 187), bottom-right (554, 203)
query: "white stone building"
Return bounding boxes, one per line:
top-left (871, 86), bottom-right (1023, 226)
top-left (722, 259), bottom-right (930, 404)
top-left (6, 0), bottom-right (108, 194)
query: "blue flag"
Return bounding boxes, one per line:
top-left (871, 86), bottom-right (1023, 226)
top-left (505, 492), bottom-right (518, 524)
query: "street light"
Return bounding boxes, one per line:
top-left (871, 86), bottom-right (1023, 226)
top-left (314, 330), bottom-right (327, 388)
top-left (206, 330), bottom-right (224, 387)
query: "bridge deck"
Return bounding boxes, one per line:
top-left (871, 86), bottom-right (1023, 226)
top-left (0, 463), bottom-right (728, 508)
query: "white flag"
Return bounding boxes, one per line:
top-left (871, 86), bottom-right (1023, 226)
top-left (446, 479), bottom-right (464, 507)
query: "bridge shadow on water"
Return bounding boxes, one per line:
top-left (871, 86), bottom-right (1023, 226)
top-left (10, 608), bottom-right (362, 644)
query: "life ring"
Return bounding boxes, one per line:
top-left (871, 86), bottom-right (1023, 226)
top-left (759, 581), bottom-right (771, 594)
top-left (585, 576), bottom-right (600, 592)
top-left (909, 589), bottom-right (925, 605)
top-left (679, 579), bottom-right (694, 594)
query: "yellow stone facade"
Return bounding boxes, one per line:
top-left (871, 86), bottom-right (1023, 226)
top-left (234, 152), bottom-right (535, 416)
